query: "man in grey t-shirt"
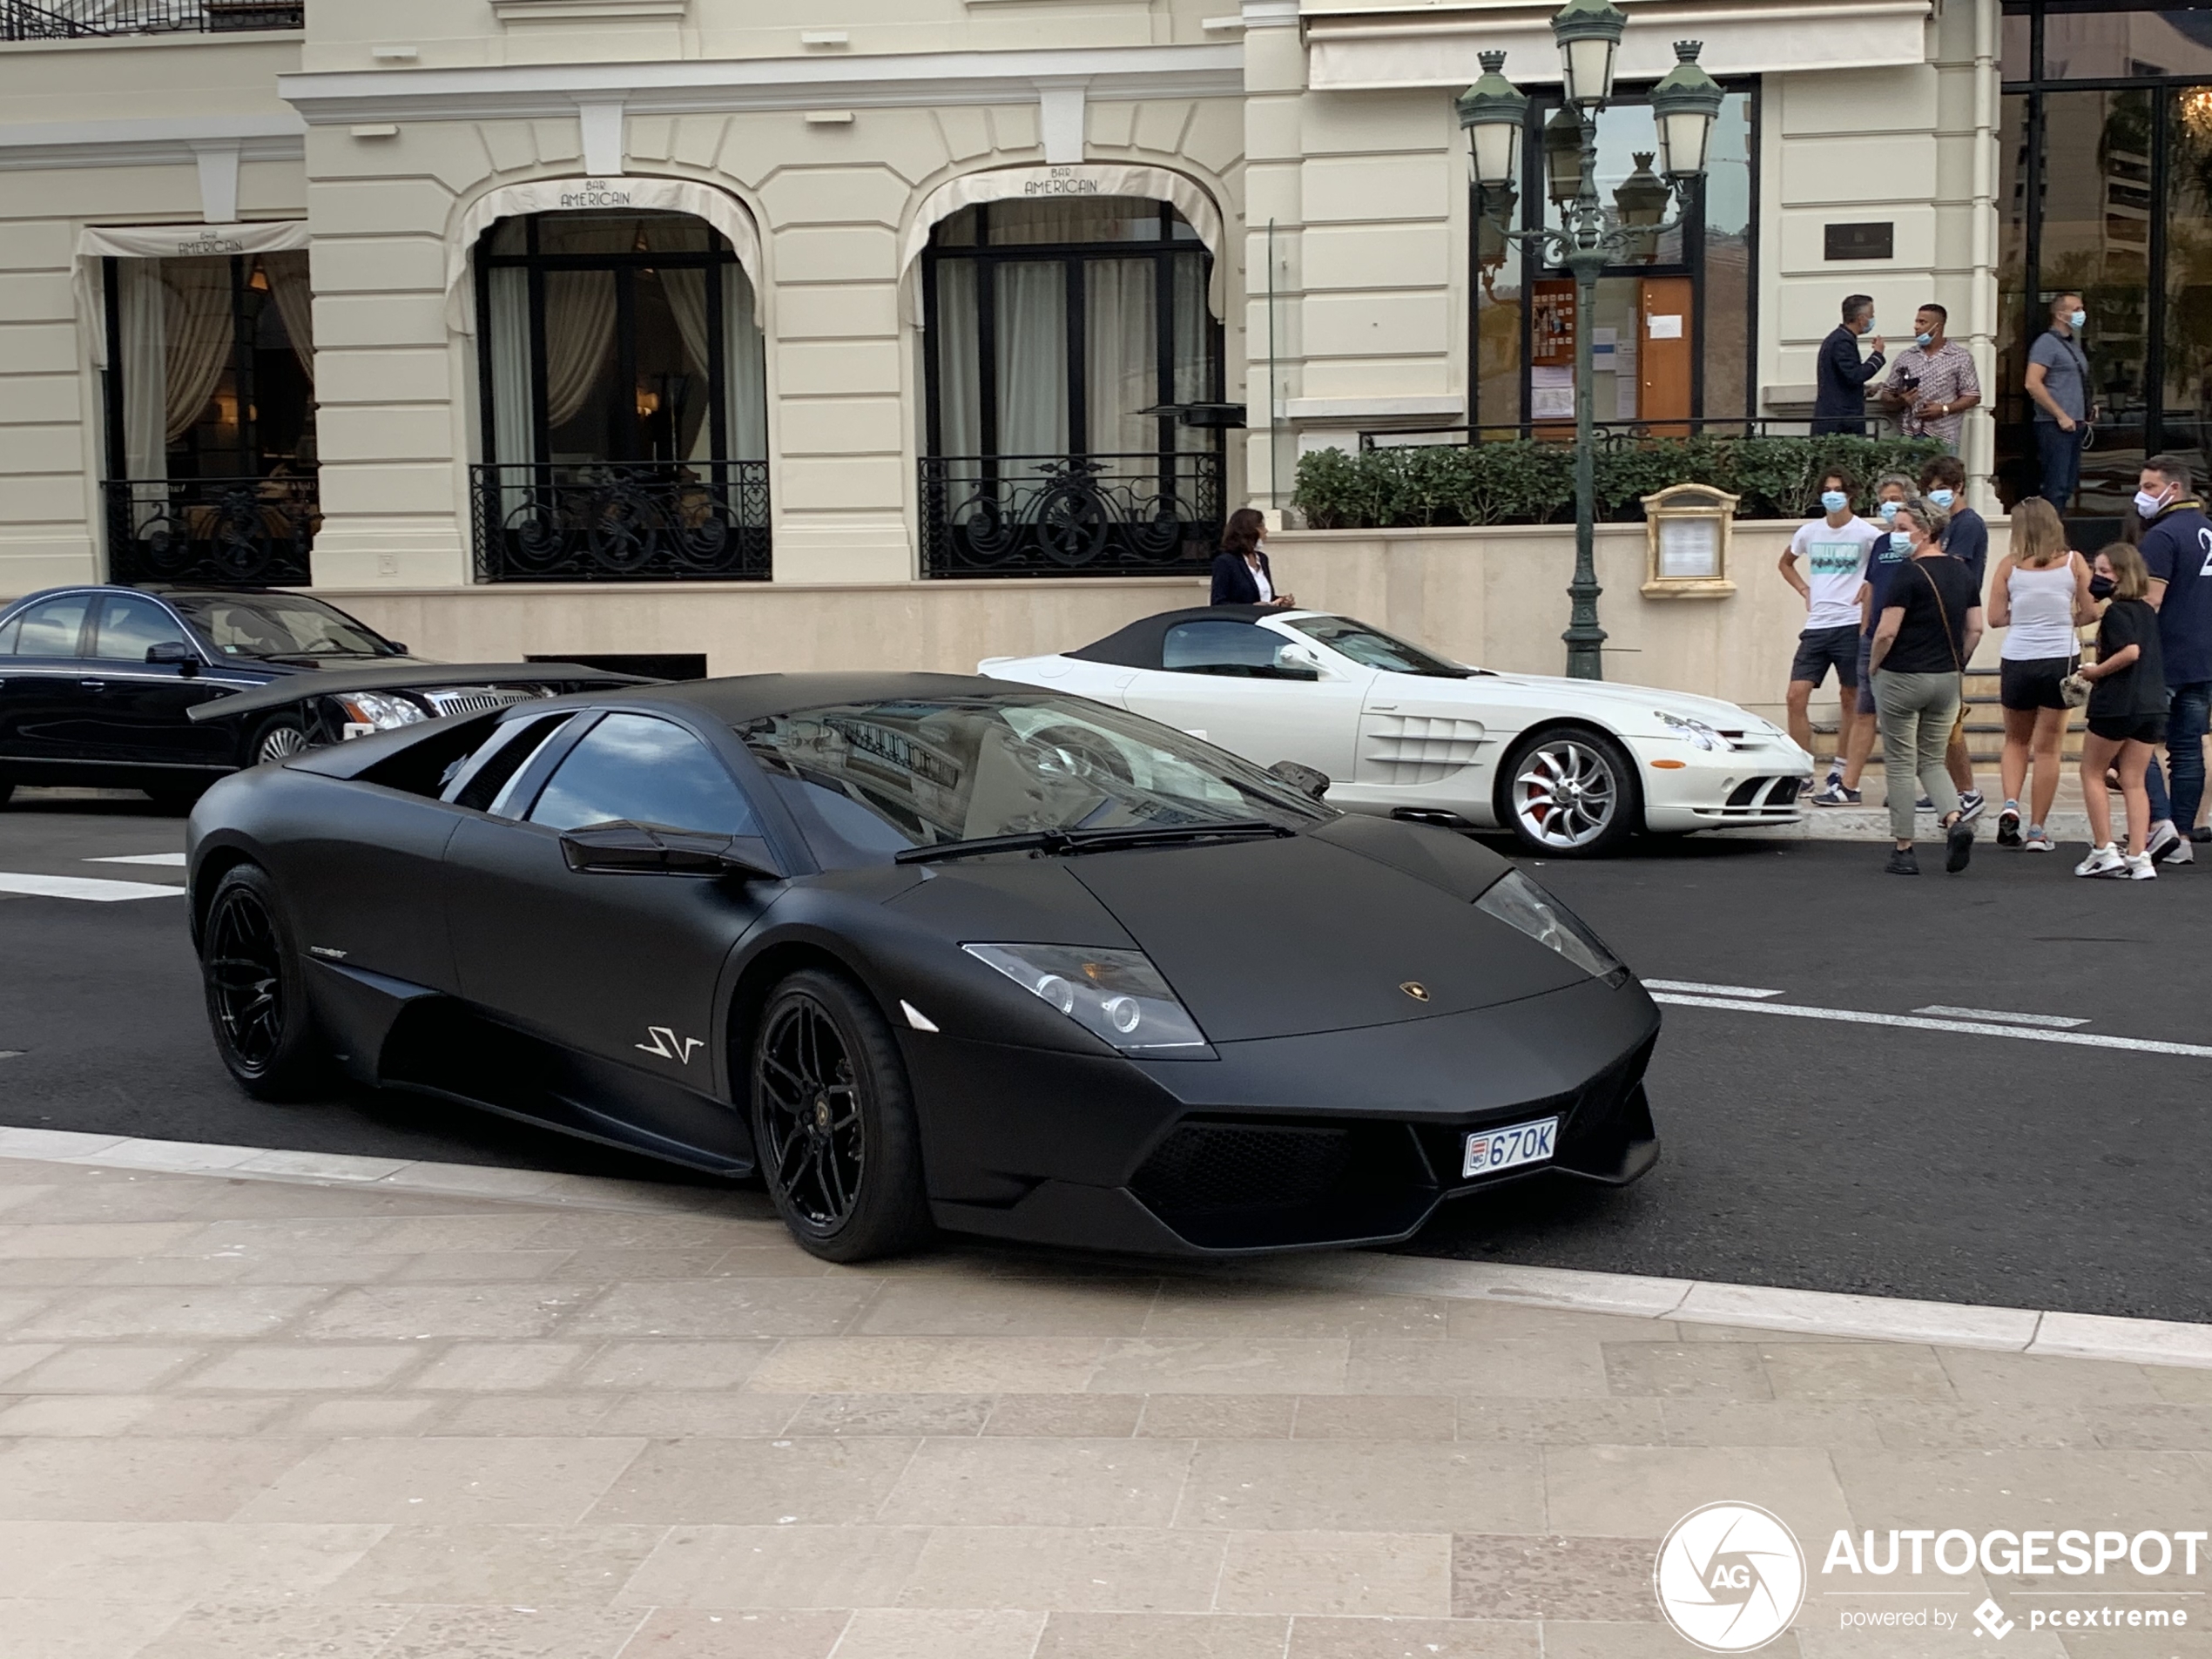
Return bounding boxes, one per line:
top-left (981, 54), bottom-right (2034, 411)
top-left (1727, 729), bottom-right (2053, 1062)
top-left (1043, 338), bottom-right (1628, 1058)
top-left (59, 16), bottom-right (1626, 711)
top-left (2027, 291), bottom-right (2095, 509)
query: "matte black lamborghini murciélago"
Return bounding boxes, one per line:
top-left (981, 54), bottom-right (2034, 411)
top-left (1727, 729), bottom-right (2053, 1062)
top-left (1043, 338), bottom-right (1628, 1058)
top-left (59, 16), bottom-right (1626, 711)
top-left (186, 672), bottom-right (1661, 1262)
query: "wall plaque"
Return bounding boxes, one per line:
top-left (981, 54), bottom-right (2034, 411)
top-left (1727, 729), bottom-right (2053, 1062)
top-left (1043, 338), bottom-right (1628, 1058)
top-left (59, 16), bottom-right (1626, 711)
top-left (1824, 221), bottom-right (1895, 261)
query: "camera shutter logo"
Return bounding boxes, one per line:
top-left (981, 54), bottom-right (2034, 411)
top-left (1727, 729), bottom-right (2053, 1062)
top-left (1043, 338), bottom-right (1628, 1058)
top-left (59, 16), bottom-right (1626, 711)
top-left (1654, 1502), bottom-right (1806, 1653)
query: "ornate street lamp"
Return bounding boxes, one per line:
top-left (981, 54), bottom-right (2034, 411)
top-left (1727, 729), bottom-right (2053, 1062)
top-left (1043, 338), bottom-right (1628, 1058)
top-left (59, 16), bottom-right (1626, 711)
top-left (1458, 12), bottom-right (1721, 680)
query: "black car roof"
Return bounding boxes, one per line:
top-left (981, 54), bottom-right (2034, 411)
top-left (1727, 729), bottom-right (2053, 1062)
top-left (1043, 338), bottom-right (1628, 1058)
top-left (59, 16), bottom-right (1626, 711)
top-left (1066, 605), bottom-right (1277, 670)
top-left (625, 671), bottom-right (1035, 724)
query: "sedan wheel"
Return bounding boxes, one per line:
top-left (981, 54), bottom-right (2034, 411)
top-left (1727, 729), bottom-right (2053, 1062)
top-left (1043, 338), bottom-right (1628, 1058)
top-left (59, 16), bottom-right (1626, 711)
top-left (199, 865), bottom-right (327, 1098)
top-left (1505, 730), bottom-right (1637, 857)
top-left (254, 720), bottom-right (310, 766)
top-left (752, 968), bottom-right (933, 1262)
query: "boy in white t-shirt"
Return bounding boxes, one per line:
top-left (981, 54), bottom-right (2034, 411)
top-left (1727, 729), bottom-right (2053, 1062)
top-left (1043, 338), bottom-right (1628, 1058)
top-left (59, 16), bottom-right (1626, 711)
top-left (1777, 470), bottom-right (1884, 792)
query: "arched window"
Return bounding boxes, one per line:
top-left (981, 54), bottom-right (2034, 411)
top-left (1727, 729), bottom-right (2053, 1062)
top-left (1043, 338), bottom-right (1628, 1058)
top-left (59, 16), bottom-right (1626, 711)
top-left (919, 196), bottom-right (1226, 577)
top-left (472, 211), bottom-right (770, 582)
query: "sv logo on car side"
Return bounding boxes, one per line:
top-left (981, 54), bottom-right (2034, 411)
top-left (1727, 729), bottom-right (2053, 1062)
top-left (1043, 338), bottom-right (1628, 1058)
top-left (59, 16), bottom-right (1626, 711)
top-left (636, 1027), bottom-right (705, 1065)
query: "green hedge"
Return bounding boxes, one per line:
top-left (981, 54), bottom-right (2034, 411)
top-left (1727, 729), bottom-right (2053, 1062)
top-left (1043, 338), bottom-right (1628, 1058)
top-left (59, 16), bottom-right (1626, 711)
top-left (1292, 435), bottom-right (1946, 530)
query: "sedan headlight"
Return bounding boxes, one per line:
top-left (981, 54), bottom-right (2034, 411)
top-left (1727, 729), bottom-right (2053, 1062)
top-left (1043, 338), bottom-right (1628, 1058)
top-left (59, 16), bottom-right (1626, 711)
top-left (963, 943), bottom-right (1209, 1053)
top-left (1476, 871), bottom-right (1622, 981)
top-left (1656, 711), bottom-right (1726, 752)
top-left (334, 691), bottom-right (428, 738)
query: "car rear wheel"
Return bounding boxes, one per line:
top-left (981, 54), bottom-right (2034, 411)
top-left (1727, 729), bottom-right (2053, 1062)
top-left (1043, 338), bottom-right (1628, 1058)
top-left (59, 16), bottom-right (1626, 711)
top-left (200, 863), bottom-right (328, 1100)
top-left (1501, 727), bottom-right (1639, 858)
top-left (751, 968), bottom-right (933, 1263)
top-left (252, 716), bottom-right (311, 767)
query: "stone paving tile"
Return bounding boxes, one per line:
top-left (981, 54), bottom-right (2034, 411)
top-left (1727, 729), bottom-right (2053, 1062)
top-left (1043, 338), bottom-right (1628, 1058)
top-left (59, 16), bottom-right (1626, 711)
top-left (408, 1340), bottom-right (592, 1391)
top-left (1453, 1398), bottom-right (1667, 1445)
top-left (0, 1259), bottom-right (103, 1287)
top-left (0, 1596), bottom-right (192, 1659)
top-left (1938, 1348), bottom-right (2167, 1406)
top-left (235, 1435), bottom-right (646, 1524)
top-left (749, 1337), bottom-right (1109, 1394)
top-left (290, 1397), bottom-right (446, 1435)
top-left (860, 1277), bottom-right (1158, 1336)
top-left (1092, 1338), bottom-right (1350, 1395)
top-left (617, 1608), bottom-right (853, 1659)
top-left (1035, 1612), bottom-right (1290, 1659)
top-left (1871, 1399), bottom-right (2106, 1450)
top-left (565, 1278), bottom-right (878, 1339)
top-left (783, 1392), bottom-right (996, 1437)
top-left (1541, 1446), bottom-right (1854, 1537)
top-left (1599, 1340), bottom-right (1774, 1399)
top-left (0, 1521), bottom-right (387, 1602)
top-left (377, 1603), bottom-right (651, 1658)
top-left (1179, 1441), bottom-right (1545, 1534)
top-left (1287, 1615), bottom-right (1543, 1659)
top-left (316, 1521), bottom-right (668, 1604)
top-left (617, 1523), bottom-right (932, 1607)
top-left (586, 1434), bottom-right (921, 1524)
top-left (1761, 1341), bottom-right (1957, 1400)
top-left (836, 1608), bottom-right (1048, 1659)
top-left (577, 1338), bottom-right (774, 1390)
top-left (1137, 1393), bottom-right (1298, 1440)
top-left (1541, 1622), bottom-right (1791, 1657)
top-left (1143, 1287), bottom-right (1453, 1339)
top-left (594, 1390), bottom-right (806, 1438)
top-left (1659, 1399), bottom-right (1888, 1449)
top-left (985, 1393), bottom-right (1145, 1438)
top-left (132, 1601), bottom-right (417, 1659)
top-left (1217, 1529), bottom-right (1453, 1615)
top-left (435, 1393), bottom-right (622, 1436)
top-left (0, 1436), bottom-right (314, 1521)
top-left (4, 1343), bottom-right (201, 1393)
top-left (1294, 1393), bottom-right (1456, 1440)
top-left (880, 1437), bottom-right (1197, 1527)
top-left (898, 1525), bottom-right (1228, 1613)
top-left (1832, 1447), bottom-right (2212, 1530)
top-left (390, 1248), bottom-right (577, 1282)
top-left (183, 1343), bottom-right (424, 1393)
top-left (1346, 1337), bottom-right (1609, 1399)
top-left (0, 1223), bottom-right (205, 1259)
top-left (13, 1285), bottom-right (329, 1342)
top-left (301, 1282), bottom-right (597, 1340)
top-left (1451, 1533), bottom-right (1661, 1621)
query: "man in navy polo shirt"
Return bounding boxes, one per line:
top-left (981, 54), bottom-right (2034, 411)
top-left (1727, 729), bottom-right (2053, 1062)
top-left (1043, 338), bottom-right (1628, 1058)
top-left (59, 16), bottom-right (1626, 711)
top-left (2135, 453), bottom-right (2212, 862)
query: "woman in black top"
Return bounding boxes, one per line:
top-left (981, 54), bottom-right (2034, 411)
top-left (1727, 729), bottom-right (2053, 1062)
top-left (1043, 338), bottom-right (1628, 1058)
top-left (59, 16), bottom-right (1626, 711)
top-left (1211, 508), bottom-right (1295, 607)
top-left (2072, 542), bottom-right (2169, 879)
top-left (1869, 496), bottom-right (1986, 874)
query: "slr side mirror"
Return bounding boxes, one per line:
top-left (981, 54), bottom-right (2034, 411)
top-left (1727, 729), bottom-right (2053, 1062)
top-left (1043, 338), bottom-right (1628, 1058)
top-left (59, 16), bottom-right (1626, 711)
top-left (1267, 759), bottom-right (1331, 801)
top-left (146, 641), bottom-right (199, 676)
top-left (559, 822), bottom-right (779, 880)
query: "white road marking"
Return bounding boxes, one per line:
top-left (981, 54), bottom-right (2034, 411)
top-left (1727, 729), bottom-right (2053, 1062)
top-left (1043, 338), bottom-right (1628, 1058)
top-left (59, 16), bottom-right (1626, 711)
top-left (0, 873), bottom-right (185, 903)
top-left (1912, 1004), bottom-right (2090, 1029)
top-left (1641, 978), bottom-right (1783, 999)
top-left (1653, 993), bottom-right (2212, 1059)
top-left (84, 852), bottom-right (186, 867)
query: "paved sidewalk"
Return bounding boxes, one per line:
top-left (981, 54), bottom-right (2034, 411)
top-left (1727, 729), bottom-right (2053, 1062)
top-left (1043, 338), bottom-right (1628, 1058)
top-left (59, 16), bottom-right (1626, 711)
top-left (2, 1154), bottom-right (2209, 1659)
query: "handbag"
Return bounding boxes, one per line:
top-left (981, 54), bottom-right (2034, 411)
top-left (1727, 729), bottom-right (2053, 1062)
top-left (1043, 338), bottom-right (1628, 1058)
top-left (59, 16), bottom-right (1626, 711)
top-left (2060, 672), bottom-right (2092, 709)
top-left (1916, 559), bottom-right (1968, 676)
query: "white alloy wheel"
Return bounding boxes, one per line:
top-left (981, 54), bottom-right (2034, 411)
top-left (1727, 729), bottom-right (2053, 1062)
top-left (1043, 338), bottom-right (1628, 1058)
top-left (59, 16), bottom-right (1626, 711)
top-left (1508, 733), bottom-right (1629, 854)
top-left (255, 723), bottom-right (309, 765)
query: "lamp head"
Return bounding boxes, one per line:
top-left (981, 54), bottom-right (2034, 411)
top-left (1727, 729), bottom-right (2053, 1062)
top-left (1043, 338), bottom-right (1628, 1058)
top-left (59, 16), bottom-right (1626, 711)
top-left (1550, 0), bottom-right (1628, 110)
top-left (1542, 104), bottom-right (1587, 207)
top-left (1649, 40), bottom-right (1725, 181)
top-left (1457, 50), bottom-right (1530, 191)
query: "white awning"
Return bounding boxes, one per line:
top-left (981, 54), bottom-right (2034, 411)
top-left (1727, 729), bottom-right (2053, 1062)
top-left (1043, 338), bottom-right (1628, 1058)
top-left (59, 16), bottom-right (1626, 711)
top-left (443, 175), bottom-right (766, 334)
top-left (1307, 0), bottom-right (1935, 89)
top-left (898, 164), bottom-right (1229, 323)
top-left (77, 220), bottom-right (310, 260)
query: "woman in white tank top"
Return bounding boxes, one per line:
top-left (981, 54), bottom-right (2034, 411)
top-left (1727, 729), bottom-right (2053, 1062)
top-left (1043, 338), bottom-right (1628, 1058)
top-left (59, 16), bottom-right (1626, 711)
top-left (1987, 497), bottom-right (2098, 849)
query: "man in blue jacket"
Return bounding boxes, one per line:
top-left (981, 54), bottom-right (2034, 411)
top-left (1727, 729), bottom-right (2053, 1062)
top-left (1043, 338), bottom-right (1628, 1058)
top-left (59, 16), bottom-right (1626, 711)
top-left (2136, 454), bottom-right (2212, 862)
top-left (1813, 296), bottom-right (1885, 435)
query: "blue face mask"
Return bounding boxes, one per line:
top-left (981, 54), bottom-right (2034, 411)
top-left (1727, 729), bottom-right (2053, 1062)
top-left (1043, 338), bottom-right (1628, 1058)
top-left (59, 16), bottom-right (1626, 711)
top-left (2069, 310), bottom-right (2087, 330)
top-left (1928, 489), bottom-right (1956, 509)
top-left (1915, 332), bottom-right (1934, 349)
top-left (1820, 490), bottom-right (1850, 515)
top-left (1878, 501), bottom-right (1901, 521)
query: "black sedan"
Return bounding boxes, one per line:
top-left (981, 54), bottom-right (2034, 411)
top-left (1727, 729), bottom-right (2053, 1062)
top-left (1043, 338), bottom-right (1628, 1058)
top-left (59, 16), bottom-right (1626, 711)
top-left (185, 673), bottom-right (1661, 1261)
top-left (0, 584), bottom-right (610, 806)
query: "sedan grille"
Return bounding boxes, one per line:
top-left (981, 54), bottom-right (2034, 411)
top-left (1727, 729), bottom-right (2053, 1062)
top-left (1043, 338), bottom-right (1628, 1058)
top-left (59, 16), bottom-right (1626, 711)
top-left (421, 686), bottom-right (545, 718)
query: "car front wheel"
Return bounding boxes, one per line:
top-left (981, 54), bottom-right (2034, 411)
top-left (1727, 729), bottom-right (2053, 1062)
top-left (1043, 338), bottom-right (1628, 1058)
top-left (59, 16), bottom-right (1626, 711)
top-left (1501, 727), bottom-right (1639, 858)
top-left (751, 968), bottom-right (934, 1263)
top-left (252, 716), bottom-right (311, 767)
top-left (199, 863), bottom-right (328, 1099)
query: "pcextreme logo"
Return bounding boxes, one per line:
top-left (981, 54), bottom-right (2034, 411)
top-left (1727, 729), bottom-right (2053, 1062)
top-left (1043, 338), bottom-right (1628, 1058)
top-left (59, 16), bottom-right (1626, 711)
top-left (1654, 1503), bottom-right (1808, 1653)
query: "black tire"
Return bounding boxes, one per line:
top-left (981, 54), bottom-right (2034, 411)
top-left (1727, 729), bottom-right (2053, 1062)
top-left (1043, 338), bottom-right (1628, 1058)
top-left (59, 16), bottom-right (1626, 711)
top-left (750, 967), bottom-right (934, 1263)
top-left (249, 715), bottom-right (312, 768)
top-left (0, 779), bottom-right (13, 809)
top-left (199, 863), bottom-right (328, 1100)
top-left (1498, 725), bottom-right (1641, 859)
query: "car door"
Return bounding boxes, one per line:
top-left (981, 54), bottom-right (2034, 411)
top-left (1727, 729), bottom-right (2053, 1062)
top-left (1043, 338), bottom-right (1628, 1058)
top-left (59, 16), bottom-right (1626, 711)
top-left (0, 592), bottom-right (97, 769)
top-left (442, 708), bottom-right (780, 1157)
top-left (1119, 617), bottom-right (1365, 780)
top-left (79, 592), bottom-right (234, 768)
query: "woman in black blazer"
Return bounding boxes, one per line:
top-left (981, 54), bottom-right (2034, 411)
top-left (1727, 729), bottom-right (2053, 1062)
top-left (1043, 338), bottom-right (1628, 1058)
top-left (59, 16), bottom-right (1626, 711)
top-left (1211, 508), bottom-right (1295, 607)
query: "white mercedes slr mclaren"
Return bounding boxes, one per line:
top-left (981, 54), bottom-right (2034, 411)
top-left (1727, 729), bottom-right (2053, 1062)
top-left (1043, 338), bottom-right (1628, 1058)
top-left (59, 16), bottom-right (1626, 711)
top-left (981, 604), bottom-right (1813, 857)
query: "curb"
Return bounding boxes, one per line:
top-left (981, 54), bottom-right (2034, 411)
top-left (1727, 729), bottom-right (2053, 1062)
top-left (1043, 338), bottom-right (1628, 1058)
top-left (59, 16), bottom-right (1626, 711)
top-left (3, 1124), bottom-right (2208, 1372)
top-left (1715, 807), bottom-right (2094, 843)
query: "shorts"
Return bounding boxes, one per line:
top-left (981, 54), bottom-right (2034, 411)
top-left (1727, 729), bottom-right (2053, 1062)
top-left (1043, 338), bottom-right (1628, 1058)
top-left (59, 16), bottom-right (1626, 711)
top-left (1855, 635), bottom-right (1878, 715)
top-left (1791, 624), bottom-right (1860, 691)
top-left (2088, 713), bottom-right (2168, 745)
top-left (2000, 656), bottom-right (2077, 712)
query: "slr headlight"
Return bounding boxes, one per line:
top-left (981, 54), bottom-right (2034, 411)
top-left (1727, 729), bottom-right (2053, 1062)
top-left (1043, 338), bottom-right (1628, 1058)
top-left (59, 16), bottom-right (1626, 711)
top-left (334, 691), bottom-right (429, 738)
top-left (963, 943), bottom-right (1209, 1053)
top-left (1656, 711), bottom-right (1725, 752)
top-left (1475, 871), bottom-right (1622, 981)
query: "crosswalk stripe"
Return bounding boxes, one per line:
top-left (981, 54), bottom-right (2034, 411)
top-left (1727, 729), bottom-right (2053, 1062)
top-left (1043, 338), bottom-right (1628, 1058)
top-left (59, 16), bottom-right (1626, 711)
top-left (0, 873), bottom-right (185, 903)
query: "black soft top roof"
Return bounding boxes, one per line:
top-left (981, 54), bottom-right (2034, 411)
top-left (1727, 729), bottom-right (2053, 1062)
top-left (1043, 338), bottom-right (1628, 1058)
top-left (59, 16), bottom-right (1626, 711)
top-left (1066, 605), bottom-right (1277, 670)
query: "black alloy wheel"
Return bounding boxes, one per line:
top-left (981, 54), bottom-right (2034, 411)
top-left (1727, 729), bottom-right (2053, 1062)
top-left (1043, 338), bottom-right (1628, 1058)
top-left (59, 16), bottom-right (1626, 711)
top-left (751, 968), bottom-right (932, 1262)
top-left (199, 864), bottom-right (326, 1099)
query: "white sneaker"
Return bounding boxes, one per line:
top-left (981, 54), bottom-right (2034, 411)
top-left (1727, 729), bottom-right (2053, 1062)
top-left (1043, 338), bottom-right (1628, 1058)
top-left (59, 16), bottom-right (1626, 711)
top-left (2167, 839), bottom-right (2195, 867)
top-left (2147, 819), bottom-right (2182, 863)
top-left (2074, 844), bottom-right (2127, 878)
top-left (2125, 852), bottom-right (2158, 880)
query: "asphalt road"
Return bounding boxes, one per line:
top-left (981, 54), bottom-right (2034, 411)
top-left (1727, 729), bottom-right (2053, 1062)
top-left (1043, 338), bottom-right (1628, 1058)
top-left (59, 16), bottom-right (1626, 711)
top-left (3, 789), bottom-right (2207, 1320)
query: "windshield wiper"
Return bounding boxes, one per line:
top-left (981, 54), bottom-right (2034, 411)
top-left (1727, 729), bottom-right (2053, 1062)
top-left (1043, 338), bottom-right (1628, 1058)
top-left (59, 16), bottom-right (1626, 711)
top-left (894, 819), bottom-right (1292, 866)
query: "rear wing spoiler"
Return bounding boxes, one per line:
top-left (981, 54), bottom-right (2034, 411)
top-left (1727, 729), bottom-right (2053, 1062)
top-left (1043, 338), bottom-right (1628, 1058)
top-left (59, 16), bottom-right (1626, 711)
top-left (187, 663), bottom-right (658, 724)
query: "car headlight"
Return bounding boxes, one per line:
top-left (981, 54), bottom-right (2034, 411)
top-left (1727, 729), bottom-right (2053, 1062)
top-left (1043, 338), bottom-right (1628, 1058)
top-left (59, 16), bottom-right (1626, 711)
top-left (1656, 711), bottom-right (1726, 752)
top-left (963, 943), bottom-right (1209, 1053)
top-left (334, 691), bottom-right (428, 736)
top-left (1476, 871), bottom-right (1622, 981)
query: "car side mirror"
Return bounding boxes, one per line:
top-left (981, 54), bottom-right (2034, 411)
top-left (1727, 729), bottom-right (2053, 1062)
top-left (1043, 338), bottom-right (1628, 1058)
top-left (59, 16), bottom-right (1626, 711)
top-left (1267, 760), bottom-right (1331, 800)
top-left (386, 642), bottom-right (409, 657)
top-left (559, 822), bottom-right (779, 880)
top-left (1271, 644), bottom-right (1323, 680)
top-left (146, 641), bottom-right (199, 675)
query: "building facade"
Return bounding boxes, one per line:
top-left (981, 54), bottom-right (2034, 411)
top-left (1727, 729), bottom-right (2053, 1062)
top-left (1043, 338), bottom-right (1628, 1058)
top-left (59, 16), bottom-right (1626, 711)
top-left (0, 0), bottom-right (2139, 678)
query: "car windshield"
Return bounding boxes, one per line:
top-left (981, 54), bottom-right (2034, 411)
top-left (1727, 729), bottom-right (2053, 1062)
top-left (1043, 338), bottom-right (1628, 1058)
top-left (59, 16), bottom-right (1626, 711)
top-left (168, 593), bottom-right (398, 660)
top-left (735, 694), bottom-right (1332, 867)
top-left (1285, 615), bottom-right (1473, 678)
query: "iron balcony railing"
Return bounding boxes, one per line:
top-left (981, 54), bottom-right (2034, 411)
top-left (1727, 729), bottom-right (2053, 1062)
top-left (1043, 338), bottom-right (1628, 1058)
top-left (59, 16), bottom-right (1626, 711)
top-left (3, 0), bottom-right (300, 37)
top-left (104, 474), bottom-right (317, 589)
top-left (918, 451), bottom-right (1224, 578)
top-left (1358, 415), bottom-right (1905, 451)
top-left (470, 461), bottom-right (772, 583)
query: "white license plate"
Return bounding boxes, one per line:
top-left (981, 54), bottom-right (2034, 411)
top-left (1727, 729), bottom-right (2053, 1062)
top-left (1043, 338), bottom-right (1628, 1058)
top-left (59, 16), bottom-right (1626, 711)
top-left (1463, 1116), bottom-right (1560, 1178)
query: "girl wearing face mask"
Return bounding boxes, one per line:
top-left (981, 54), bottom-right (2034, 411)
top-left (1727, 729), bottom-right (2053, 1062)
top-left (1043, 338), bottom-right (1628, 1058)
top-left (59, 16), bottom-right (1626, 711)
top-left (1988, 498), bottom-right (2096, 852)
top-left (2072, 543), bottom-right (2169, 880)
top-left (1868, 496), bottom-right (1986, 875)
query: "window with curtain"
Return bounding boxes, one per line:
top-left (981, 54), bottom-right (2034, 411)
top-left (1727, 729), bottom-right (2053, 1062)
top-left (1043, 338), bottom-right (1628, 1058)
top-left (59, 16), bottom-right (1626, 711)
top-left (103, 251), bottom-right (317, 486)
top-left (921, 197), bottom-right (1221, 466)
top-left (476, 211), bottom-right (768, 468)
